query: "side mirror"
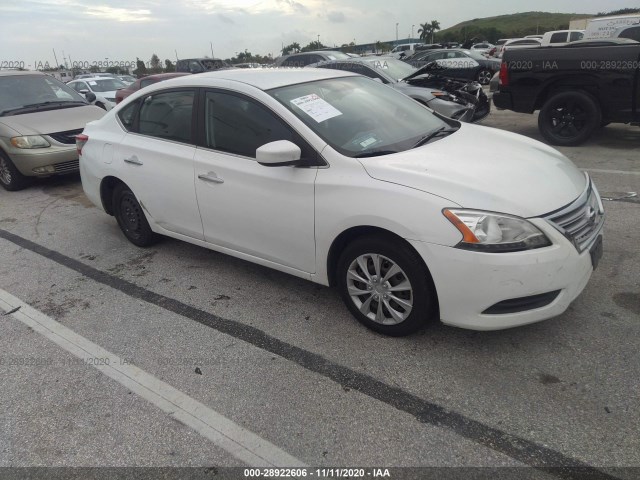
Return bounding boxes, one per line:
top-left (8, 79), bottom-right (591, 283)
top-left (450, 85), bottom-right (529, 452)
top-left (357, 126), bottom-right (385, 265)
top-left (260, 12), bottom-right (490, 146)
top-left (85, 92), bottom-right (97, 103)
top-left (256, 140), bottom-right (302, 167)
top-left (79, 89), bottom-right (89, 94)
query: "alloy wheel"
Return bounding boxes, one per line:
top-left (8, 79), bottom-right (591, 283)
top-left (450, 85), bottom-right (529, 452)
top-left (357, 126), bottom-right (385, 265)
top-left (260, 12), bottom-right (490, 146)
top-left (0, 156), bottom-right (12, 186)
top-left (346, 253), bottom-right (413, 325)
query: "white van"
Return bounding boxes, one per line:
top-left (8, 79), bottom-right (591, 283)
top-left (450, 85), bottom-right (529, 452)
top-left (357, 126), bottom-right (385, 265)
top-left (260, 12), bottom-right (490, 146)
top-left (390, 43), bottom-right (423, 58)
top-left (585, 15), bottom-right (640, 39)
top-left (540, 30), bottom-right (584, 46)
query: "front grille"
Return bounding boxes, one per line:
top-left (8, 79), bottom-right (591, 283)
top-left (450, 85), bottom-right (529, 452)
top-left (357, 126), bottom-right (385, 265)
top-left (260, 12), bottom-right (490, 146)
top-left (53, 159), bottom-right (79, 174)
top-left (545, 179), bottom-right (605, 252)
top-left (48, 129), bottom-right (84, 145)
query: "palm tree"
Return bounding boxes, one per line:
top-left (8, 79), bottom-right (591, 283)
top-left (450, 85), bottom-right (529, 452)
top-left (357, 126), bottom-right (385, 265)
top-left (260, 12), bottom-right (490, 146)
top-left (417, 22), bottom-right (431, 42)
top-left (429, 20), bottom-right (441, 43)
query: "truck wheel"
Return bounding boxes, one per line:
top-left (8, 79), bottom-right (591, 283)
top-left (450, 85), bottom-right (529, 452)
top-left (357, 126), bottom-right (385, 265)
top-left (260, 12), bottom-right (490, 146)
top-left (538, 91), bottom-right (601, 146)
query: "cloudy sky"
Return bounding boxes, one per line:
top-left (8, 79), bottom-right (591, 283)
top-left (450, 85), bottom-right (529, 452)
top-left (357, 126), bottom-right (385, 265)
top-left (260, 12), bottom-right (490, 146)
top-left (0, 0), bottom-right (634, 67)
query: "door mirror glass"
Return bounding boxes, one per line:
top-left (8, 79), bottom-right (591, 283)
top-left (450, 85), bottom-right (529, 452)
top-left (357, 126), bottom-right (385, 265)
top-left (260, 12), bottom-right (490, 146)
top-left (85, 92), bottom-right (97, 102)
top-left (256, 140), bottom-right (301, 166)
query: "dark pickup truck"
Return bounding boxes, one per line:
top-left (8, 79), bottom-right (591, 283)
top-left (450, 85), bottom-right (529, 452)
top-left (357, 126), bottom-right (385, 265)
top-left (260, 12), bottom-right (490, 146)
top-left (493, 39), bottom-right (640, 145)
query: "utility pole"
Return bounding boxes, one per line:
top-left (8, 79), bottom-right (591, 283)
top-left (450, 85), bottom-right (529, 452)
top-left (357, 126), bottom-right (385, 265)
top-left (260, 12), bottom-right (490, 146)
top-left (396, 23), bottom-right (399, 43)
top-left (175, 50), bottom-right (179, 61)
top-left (317, 34), bottom-right (320, 45)
top-left (412, 25), bottom-right (415, 40)
top-left (210, 42), bottom-right (214, 58)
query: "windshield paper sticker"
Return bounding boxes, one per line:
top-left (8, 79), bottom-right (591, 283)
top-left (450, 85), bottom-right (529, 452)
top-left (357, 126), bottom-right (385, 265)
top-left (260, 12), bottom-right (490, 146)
top-left (291, 94), bottom-right (343, 123)
top-left (88, 81), bottom-right (97, 85)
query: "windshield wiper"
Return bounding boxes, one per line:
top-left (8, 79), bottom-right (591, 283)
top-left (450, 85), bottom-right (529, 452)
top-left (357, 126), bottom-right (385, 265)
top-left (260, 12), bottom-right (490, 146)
top-left (353, 150), bottom-right (398, 158)
top-left (21, 100), bottom-right (85, 108)
top-left (412, 127), bottom-right (458, 148)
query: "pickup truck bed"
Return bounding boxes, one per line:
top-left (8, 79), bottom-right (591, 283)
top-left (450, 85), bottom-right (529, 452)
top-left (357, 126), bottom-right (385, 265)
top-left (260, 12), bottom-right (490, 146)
top-left (493, 41), bottom-right (640, 145)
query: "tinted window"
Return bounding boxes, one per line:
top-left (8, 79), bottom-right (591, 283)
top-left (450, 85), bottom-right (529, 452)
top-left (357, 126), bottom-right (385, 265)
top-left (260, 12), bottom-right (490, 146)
top-left (282, 55), bottom-right (309, 67)
top-left (619, 26), bottom-right (640, 41)
top-left (204, 91), bottom-right (305, 158)
top-left (140, 78), bottom-right (157, 88)
top-left (118, 100), bottom-right (139, 131)
top-left (138, 90), bottom-right (194, 143)
top-left (569, 31), bottom-right (584, 42)
top-left (550, 32), bottom-right (567, 43)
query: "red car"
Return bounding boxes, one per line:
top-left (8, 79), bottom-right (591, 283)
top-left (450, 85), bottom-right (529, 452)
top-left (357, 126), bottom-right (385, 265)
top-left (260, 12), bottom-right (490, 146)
top-left (115, 72), bottom-right (189, 104)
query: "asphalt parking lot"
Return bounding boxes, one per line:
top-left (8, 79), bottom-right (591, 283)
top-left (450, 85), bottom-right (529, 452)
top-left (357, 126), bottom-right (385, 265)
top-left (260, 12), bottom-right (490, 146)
top-left (0, 107), bottom-right (638, 479)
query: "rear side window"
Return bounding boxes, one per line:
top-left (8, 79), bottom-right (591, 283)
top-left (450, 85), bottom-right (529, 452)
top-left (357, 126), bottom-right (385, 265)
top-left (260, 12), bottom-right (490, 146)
top-left (550, 32), bottom-right (567, 43)
top-left (203, 91), bottom-right (310, 159)
top-left (138, 90), bottom-right (195, 143)
top-left (569, 31), bottom-right (584, 41)
top-left (118, 100), bottom-right (139, 131)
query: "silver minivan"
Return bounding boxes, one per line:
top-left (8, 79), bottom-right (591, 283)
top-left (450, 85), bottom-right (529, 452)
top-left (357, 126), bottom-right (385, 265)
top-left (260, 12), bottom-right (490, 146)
top-left (0, 71), bottom-right (105, 191)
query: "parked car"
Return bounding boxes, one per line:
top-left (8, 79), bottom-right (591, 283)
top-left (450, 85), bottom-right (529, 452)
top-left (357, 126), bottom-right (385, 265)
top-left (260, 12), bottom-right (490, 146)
top-left (404, 49), bottom-right (501, 85)
top-left (75, 73), bottom-right (115, 80)
top-left (68, 77), bottom-right (127, 110)
top-left (309, 56), bottom-right (487, 122)
top-left (389, 43), bottom-right (424, 58)
top-left (470, 42), bottom-right (495, 54)
top-left (116, 75), bottom-right (136, 85)
top-left (274, 51), bottom-right (351, 67)
top-left (175, 58), bottom-right (231, 73)
top-left (540, 30), bottom-right (585, 46)
top-left (115, 72), bottom-right (190, 104)
top-left (499, 38), bottom-right (541, 57)
top-left (493, 39), bottom-right (640, 145)
top-left (0, 71), bottom-right (105, 191)
top-left (78, 69), bottom-right (604, 336)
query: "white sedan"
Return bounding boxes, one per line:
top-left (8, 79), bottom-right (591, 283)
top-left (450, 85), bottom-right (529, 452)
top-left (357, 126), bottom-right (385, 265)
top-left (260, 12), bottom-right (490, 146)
top-left (68, 77), bottom-right (126, 111)
top-left (78, 69), bottom-right (604, 336)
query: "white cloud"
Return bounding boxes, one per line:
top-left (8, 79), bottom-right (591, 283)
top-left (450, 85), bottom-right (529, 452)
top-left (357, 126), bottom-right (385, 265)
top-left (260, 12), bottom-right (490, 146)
top-left (84, 6), bottom-right (154, 22)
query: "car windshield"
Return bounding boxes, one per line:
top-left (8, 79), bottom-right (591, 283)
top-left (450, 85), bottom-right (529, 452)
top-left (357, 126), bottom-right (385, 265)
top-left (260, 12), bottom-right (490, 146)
top-left (86, 78), bottom-right (126, 92)
top-left (362, 58), bottom-right (416, 80)
top-left (324, 52), bottom-right (350, 60)
top-left (269, 76), bottom-right (449, 157)
top-left (0, 75), bottom-right (86, 115)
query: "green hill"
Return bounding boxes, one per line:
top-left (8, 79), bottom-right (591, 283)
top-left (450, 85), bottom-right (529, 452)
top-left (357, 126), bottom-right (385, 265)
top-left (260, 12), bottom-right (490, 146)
top-left (436, 11), bottom-right (593, 43)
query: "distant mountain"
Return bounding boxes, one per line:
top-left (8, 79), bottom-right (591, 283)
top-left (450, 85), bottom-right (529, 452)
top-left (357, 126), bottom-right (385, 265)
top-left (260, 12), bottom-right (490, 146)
top-left (436, 11), bottom-right (593, 42)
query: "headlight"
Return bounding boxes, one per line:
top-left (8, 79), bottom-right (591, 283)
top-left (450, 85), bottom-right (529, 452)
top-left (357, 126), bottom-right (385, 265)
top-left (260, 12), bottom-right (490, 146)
top-left (10, 135), bottom-right (50, 149)
top-left (443, 209), bottom-right (551, 252)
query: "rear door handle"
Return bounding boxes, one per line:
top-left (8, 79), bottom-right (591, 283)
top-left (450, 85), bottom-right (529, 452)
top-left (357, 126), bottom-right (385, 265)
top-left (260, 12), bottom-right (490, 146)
top-left (198, 172), bottom-right (224, 184)
top-left (124, 155), bottom-right (143, 166)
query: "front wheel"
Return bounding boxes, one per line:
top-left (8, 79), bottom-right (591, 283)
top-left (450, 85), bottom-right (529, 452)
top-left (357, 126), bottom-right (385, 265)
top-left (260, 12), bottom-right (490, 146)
top-left (336, 235), bottom-right (436, 336)
top-left (112, 183), bottom-right (158, 247)
top-left (0, 151), bottom-right (31, 191)
top-left (538, 91), bottom-right (601, 146)
top-left (476, 69), bottom-right (492, 85)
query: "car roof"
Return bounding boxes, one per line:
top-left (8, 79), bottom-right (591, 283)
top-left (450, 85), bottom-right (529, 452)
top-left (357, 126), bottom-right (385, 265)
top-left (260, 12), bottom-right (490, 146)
top-left (0, 70), bottom-right (45, 77)
top-left (145, 68), bottom-right (356, 91)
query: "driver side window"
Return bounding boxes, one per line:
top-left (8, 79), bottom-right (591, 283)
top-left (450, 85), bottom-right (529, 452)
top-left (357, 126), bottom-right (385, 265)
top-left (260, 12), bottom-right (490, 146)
top-left (203, 91), bottom-right (313, 160)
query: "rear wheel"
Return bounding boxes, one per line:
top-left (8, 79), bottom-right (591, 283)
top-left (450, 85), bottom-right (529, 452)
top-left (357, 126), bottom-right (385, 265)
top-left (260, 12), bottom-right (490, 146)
top-left (336, 235), bottom-right (436, 336)
top-left (112, 183), bottom-right (158, 247)
top-left (0, 151), bottom-right (31, 191)
top-left (538, 91), bottom-right (601, 146)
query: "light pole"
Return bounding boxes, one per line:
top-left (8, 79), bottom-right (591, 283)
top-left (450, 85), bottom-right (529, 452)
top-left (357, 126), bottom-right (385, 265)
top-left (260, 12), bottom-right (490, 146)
top-left (317, 34), bottom-right (320, 45)
top-left (412, 25), bottom-right (415, 41)
top-left (395, 23), bottom-right (399, 43)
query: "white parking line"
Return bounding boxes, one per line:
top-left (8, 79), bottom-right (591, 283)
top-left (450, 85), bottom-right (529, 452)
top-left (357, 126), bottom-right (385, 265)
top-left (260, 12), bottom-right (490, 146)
top-left (0, 288), bottom-right (306, 468)
top-left (583, 168), bottom-right (640, 176)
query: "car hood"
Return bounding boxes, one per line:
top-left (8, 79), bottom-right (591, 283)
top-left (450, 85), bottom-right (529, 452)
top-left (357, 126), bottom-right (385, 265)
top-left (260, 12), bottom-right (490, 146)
top-left (0, 105), bottom-right (105, 136)
top-left (358, 123), bottom-right (587, 218)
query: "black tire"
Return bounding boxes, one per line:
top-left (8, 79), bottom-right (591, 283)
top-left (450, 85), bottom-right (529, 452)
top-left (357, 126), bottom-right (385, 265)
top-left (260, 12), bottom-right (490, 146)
top-left (336, 235), bottom-right (437, 336)
top-left (112, 183), bottom-right (158, 247)
top-left (538, 91), bottom-right (601, 146)
top-left (476, 69), bottom-right (492, 85)
top-left (0, 151), bottom-right (31, 191)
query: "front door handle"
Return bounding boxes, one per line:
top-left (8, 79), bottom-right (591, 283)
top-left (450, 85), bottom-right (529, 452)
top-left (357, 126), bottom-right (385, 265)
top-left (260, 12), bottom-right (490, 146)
top-left (124, 155), bottom-right (143, 166)
top-left (198, 172), bottom-right (224, 184)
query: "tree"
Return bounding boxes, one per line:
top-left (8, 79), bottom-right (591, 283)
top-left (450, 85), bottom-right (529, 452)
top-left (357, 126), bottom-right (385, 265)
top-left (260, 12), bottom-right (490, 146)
top-left (149, 53), bottom-right (162, 74)
top-left (133, 57), bottom-right (147, 77)
top-left (417, 22), bottom-right (432, 42)
top-left (281, 42), bottom-right (301, 55)
top-left (164, 59), bottom-right (175, 72)
top-left (301, 40), bottom-right (325, 52)
top-left (429, 20), bottom-right (441, 43)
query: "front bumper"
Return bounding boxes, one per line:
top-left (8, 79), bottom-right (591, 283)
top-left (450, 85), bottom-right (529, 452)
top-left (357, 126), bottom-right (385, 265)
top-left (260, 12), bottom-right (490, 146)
top-left (3, 144), bottom-right (79, 177)
top-left (409, 219), bottom-right (598, 330)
